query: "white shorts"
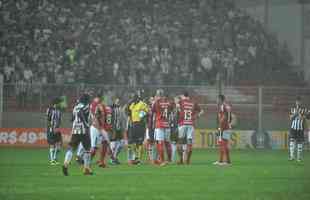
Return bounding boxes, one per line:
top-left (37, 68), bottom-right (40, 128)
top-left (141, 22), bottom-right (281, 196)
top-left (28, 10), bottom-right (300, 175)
top-left (90, 126), bottom-right (102, 148)
top-left (90, 126), bottom-right (110, 148)
top-left (222, 130), bottom-right (231, 140)
top-left (154, 128), bottom-right (171, 141)
top-left (178, 125), bottom-right (194, 141)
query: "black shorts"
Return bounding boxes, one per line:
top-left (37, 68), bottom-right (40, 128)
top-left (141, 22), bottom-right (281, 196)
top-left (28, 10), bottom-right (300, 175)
top-left (47, 130), bottom-right (62, 145)
top-left (69, 134), bottom-right (91, 151)
top-left (170, 127), bottom-right (178, 142)
top-left (128, 122), bottom-right (146, 145)
top-left (111, 130), bottom-right (123, 141)
top-left (289, 129), bottom-right (304, 142)
top-left (147, 129), bottom-right (155, 142)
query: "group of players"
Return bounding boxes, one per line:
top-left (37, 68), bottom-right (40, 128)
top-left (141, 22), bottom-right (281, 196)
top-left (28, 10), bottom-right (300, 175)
top-left (46, 88), bottom-right (310, 176)
top-left (46, 89), bottom-right (234, 176)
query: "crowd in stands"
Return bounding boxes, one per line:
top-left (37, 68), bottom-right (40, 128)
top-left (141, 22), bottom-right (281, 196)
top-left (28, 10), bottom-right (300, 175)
top-left (1, 0), bottom-right (295, 88)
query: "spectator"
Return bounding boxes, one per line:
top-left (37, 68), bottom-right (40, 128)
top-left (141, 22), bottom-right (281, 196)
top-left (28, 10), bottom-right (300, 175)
top-left (15, 76), bottom-right (28, 108)
top-left (23, 67), bottom-right (33, 83)
top-left (0, 0), bottom-right (295, 89)
top-left (31, 75), bottom-right (42, 108)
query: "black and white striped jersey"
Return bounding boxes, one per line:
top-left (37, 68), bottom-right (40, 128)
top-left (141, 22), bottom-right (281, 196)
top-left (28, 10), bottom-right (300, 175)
top-left (46, 107), bottom-right (61, 131)
top-left (289, 106), bottom-right (308, 131)
top-left (112, 104), bottom-right (124, 131)
top-left (72, 103), bottom-right (90, 135)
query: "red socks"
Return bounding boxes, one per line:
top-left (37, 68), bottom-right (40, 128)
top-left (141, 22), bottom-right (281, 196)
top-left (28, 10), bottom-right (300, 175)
top-left (91, 148), bottom-right (97, 159)
top-left (186, 144), bottom-right (192, 164)
top-left (219, 140), bottom-right (224, 162)
top-left (165, 141), bottom-right (172, 162)
top-left (156, 141), bottom-right (165, 163)
top-left (100, 142), bottom-right (108, 164)
top-left (219, 140), bottom-right (230, 163)
top-left (223, 140), bottom-right (230, 163)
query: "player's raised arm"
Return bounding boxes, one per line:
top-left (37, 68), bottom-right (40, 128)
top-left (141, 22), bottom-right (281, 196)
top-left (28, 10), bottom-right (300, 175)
top-left (306, 109), bottom-right (310, 120)
top-left (195, 103), bottom-right (204, 118)
top-left (289, 107), bottom-right (297, 121)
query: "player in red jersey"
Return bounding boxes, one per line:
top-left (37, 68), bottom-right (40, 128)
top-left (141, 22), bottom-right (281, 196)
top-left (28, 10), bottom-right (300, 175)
top-left (98, 103), bottom-right (114, 168)
top-left (177, 91), bottom-right (203, 165)
top-left (214, 94), bottom-right (232, 166)
top-left (89, 95), bottom-right (103, 160)
top-left (152, 89), bottom-right (174, 165)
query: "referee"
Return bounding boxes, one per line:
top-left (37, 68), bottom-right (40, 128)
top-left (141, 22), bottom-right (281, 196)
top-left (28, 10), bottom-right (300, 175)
top-left (126, 93), bottom-right (149, 165)
top-left (288, 96), bottom-right (308, 162)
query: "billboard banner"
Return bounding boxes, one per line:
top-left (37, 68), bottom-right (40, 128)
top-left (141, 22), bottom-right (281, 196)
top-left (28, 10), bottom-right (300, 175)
top-left (0, 128), bottom-right (71, 147)
top-left (0, 128), bottom-right (308, 149)
top-left (266, 131), bottom-right (289, 150)
top-left (194, 129), bottom-right (256, 149)
top-left (195, 129), bottom-right (309, 150)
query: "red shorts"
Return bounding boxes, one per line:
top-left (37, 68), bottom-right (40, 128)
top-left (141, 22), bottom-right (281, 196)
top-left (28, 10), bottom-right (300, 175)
top-left (217, 138), bottom-right (229, 146)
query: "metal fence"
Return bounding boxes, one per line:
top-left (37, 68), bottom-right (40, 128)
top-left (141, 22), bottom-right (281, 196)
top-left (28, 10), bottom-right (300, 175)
top-left (1, 83), bottom-right (310, 131)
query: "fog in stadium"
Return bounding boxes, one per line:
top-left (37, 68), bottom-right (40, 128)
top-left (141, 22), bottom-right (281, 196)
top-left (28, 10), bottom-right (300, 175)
top-left (0, 0), bottom-right (309, 200)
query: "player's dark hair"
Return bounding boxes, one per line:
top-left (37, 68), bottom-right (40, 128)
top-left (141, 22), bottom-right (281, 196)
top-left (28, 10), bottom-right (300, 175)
top-left (133, 94), bottom-right (139, 102)
top-left (183, 91), bottom-right (189, 97)
top-left (94, 93), bottom-right (102, 98)
top-left (218, 94), bottom-right (225, 102)
top-left (296, 96), bottom-right (301, 101)
top-left (79, 93), bottom-right (90, 104)
top-left (52, 97), bottom-right (61, 105)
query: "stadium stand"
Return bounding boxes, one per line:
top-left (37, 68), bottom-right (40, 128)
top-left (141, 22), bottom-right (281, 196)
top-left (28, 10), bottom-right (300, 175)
top-left (0, 0), bottom-right (308, 116)
top-left (0, 0), bottom-right (302, 86)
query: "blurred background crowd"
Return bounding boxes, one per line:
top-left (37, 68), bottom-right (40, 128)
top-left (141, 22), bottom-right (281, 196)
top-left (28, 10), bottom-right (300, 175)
top-left (0, 0), bottom-right (300, 89)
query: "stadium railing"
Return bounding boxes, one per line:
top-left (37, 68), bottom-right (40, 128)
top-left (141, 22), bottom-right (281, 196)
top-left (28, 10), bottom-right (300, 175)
top-left (1, 83), bottom-right (310, 130)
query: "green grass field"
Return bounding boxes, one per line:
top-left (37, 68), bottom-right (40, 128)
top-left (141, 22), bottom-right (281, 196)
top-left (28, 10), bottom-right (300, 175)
top-left (0, 148), bottom-right (309, 200)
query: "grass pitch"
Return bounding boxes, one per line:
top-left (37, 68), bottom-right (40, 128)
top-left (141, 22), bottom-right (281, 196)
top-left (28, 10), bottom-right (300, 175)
top-left (0, 148), bottom-right (309, 200)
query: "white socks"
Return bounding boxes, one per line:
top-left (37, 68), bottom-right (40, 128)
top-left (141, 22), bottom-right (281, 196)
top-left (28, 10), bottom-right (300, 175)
top-left (127, 144), bottom-right (135, 161)
top-left (83, 152), bottom-right (91, 168)
top-left (49, 148), bottom-right (55, 161)
top-left (171, 142), bottom-right (177, 162)
top-left (76, 143), bottom-right (85, 158)
top-left (289, 139), bottom-right (303, 161)
top-left (297, 143), bottom-right (303, 161)
top-left (64, 149), bottom-right (73, 164)
top-left (289, 139), bottom-right (295, 159)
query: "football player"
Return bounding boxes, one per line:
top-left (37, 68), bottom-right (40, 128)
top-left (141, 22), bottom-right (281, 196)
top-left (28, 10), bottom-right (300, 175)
top-left (214, 94), bottom-right (232, 166)
top-left (176, 91), bottom-right (203, 165)
top-left (153, 89), bottom-right (173, 165)
top-left (46, 97), bottom-right (62, 165)
top-left (62, 93), bottom-right (92, 176)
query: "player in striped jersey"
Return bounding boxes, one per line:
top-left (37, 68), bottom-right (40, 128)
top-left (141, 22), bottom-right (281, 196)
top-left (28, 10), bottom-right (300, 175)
top-left (153, 89), bottom-right (174, 165)
top-left (46, 97), bottom-right (62, 165)
top-left (110, 98), bottom-right (126, 165)
top-left (146, 96), bottom-right (157, 164)
top-left (169, 96), bottom-right (180, 163)
top-left (62, 93), bottom-right (92, 176)
top-left (176, 91), bottom-right (203, 165)
top-left (288, 96), bottom-right (308, 162)
top-left (89, 95), bottom-right (102, 161)
top-left (98, 103), bottom-right (114, 168)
